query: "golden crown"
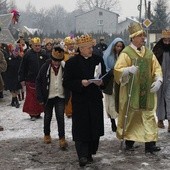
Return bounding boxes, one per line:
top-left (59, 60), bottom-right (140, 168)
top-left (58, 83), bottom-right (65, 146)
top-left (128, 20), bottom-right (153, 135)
top-left (128, 22), bottom-right (144, 37)
top-left (162, 30), bottom-right (170, 38)
top-left (64, 36), bottom-right (75, 45)
top-left (31, 37), bottom-right (41, 44)
top-left (75, 34), bottom-right (93, 47)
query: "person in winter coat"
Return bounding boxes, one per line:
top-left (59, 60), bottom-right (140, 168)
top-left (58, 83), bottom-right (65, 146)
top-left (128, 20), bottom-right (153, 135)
top-left (36, 45), bottom-right (68, 150)
top-left (0, 50), bottom-right (7, 131)
top-left (96, 36), bottom-right (108, 52)
top-left (153, 29), bottom-right (170, 132)
top-left (0, 43), bottom-right (8, 98)
top-left (103, 37), bottom-right (125, 132)
top-left (3, 44), bottom-right (22, 108)
top-left (43, 38), bottom-right (54, 58)
top-left (18, 37), bottom-right (49, 121)
top-left (63, 36), bottom-right (78, 118)
top-left (63, 34), bottom-right (107, 167)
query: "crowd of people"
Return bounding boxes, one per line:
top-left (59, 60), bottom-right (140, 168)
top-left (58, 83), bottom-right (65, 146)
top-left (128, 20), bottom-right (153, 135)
top-left (0, 21), bottom-right (170, 167)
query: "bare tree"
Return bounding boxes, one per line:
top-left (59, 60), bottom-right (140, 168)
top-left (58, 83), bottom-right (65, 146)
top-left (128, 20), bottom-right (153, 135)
top-left (8, 0), bottom-right (17, 11)
top-left (47, 5), bottom-right (67, 34)
top-left (0, 0), bottom-right (8, 14)
top-left (76, 0), bottom-right (119, 11)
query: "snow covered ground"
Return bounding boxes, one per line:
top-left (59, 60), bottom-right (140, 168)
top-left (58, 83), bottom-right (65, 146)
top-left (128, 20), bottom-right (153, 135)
top-left (1, 91), bottom-right (170, 170)
top-left (0, 91), bottom-right (169, 141)
top-left (0, 91), bottom-right (114, 141)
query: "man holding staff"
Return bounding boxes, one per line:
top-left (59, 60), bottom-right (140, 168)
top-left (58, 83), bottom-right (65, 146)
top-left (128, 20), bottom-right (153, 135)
top-left (114, 22), bottom-right (162, 154)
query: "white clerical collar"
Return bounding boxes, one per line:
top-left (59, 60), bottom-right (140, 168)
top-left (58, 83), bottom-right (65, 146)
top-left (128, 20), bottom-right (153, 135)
top-left (130, 43), bottom-right (138, 50)
top-left (130, 43), bottom-right (143, 52)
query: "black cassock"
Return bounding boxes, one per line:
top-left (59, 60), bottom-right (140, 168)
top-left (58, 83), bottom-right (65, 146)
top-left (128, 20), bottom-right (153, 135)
top-left (63, 54), bottom-right (107, 142)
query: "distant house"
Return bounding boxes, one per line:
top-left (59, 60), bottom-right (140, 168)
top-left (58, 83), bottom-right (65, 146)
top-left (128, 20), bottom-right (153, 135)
top-left (22, 26), bottom-right (42, 36)
top-left (75, 7), bottom-right (119, 34)
top-left (148, 30), bottom-right (162, 49)
top-left (117, 17), bottom-right (138, 34)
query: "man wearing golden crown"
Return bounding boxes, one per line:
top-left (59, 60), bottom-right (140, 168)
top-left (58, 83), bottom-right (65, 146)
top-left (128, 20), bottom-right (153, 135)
top-left (153, 29), bottom-right (170, 132)
top-left (18, 37), bottom-right (48, 121)
top-left (63, 34), bottom-right (107, 167)
top-left (114, 22), bottom-right (163, 154)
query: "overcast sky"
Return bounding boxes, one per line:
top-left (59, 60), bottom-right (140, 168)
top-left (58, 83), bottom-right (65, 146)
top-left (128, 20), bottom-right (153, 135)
top-left (14, 0), bottom-right (170, 18)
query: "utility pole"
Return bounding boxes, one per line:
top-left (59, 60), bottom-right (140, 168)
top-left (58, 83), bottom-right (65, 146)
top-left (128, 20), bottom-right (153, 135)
top-left (144, 0), bottom-right (147, 18)
top-left (148, 1), bottom-right (151, 19)
top-left (143, 1), bottom-right (152, 49)
top-left (138, 0), bottom-right (142, 22)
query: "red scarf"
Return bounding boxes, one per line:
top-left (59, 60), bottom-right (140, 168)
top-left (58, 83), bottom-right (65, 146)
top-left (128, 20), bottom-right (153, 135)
top-left (51, 63), bottom-right (60, 76)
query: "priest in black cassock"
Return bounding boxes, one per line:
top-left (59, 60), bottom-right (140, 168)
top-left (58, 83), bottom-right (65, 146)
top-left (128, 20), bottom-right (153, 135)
top-left (63, 34), bottom-right (107, 167)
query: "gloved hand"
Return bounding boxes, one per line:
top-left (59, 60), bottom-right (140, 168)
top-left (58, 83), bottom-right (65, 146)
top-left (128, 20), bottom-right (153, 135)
top-left (150, 80), bottom-right (162, 93)
top-left (123, 65), bottom-right (138, 76)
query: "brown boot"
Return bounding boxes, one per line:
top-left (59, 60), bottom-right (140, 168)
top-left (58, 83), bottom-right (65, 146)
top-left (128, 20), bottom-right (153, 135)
top-left (59, 137), bottom-right (68, 150)
top-left (157, 120), bottom-right (165, 129)
top-left (168, 120), bottom-right (170, 132)
top-left (44, 135), bottom-right (52, 144)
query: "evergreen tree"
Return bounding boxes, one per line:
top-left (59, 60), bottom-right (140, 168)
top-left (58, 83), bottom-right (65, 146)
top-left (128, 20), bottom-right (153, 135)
top-left (151, 0), bottom-right (169, 30)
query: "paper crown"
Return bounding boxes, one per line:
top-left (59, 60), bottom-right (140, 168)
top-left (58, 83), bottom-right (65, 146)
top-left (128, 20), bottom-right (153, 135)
top-left (75, 34), bottom-right (94, 47)
top-left (51, 45), bottom-right (64, 61)
top-left (64, 36), bottom-right (75, 45)
top-left (162, 30), bottom-right (170, 38)
top-left (44, 38), bottom-right (54, 45)
top-left (128, 22), bottom-right (145, 38)
top-left (31, 37), bottom-right (41, 44)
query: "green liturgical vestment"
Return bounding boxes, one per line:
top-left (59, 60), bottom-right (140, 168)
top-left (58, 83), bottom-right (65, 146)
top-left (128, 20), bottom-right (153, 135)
top-left (114, 45), bottom-right (162, 142)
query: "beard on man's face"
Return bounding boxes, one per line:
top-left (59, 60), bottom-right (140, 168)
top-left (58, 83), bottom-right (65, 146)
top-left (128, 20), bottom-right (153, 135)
top-left (163, 44), bottom-right (170, 52)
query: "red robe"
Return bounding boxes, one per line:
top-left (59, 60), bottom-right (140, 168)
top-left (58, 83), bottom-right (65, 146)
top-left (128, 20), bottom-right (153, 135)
top-left (23, 82), bottom-right (44, 116)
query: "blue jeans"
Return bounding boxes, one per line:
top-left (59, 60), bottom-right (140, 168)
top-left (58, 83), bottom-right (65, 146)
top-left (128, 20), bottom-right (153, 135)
top-left (44, 97), bottom-right (65, 138)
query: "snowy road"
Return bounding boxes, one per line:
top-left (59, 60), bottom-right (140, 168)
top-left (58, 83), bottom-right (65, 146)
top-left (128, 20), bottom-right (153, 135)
top-left (0, 91), bottom-right (170, 170)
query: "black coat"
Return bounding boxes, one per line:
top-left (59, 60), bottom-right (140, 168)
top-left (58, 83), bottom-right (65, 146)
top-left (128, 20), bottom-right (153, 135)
top-left (3, 54), bottom-right (22, 91)
top-left (152, 39), bottom-right (164, 65)
top-left (63, 54), bottom-right (106, 142)
top-left (36, 59), bottom-right (64, 105)
top-left (152, 38), bottom-right (170, 65)
top-left (36, 59), bottom-right (51, 104)
top-left (18, 49), bottom-right (49, 83)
